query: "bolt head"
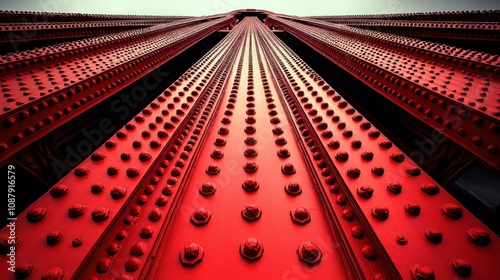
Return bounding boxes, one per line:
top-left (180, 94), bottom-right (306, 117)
top-left (285, 181), bottom-right (302, 195)
top-left (291, 207), bottom-right (311, 225)
top-left (240, 238), bottom-right (263, 261)
top-left (241, 203), bottom-right (262, 221)
top-left (179, 243), bottom-right (204, 266)
top-left (297, 241), bottom-right (322, 266)
top-left (190, 208), bottom-right (212, 226)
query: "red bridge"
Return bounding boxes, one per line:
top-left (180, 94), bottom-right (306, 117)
top-left (0, 9), bottom-right (499, 280)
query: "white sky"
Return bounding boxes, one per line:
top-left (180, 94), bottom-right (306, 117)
top-left (0, 0), bottom-right (499, 16)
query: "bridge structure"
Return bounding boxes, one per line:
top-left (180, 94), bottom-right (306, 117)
top-left (0, 8), bottom-right (499, 280)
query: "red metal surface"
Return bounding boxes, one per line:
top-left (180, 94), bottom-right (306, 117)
top-left (0, 15), bottom-right (233, 162)
top-left (0, 9), bottom-right (498, 280)
top-left (267, 15), bottom-right (500, 170)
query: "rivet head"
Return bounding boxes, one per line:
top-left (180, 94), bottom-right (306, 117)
top-left (285, 181), bottom-right (302, 195)
top-left (139, 152), bottom-right (152, 162)
top-left (179, 243), bottom-right (204, 266)
top-left (74, 166), bottom-right (89, 176)
top-left (281, 163), bottom-right (296, 174)
top-left (372, 166), bottom-right (384, 176)
top-left (49, 184), bottom-right (69, 198)
top-left (210, 148), bottom-right (224, 159)
top-left (244, 136), bottom-right (257, 145)
top-left (351, 226), bottom-right (363, 239)
top-left (191, 208), bottom-right (212, 226)
top-left (371, 206), bottom-right (389, 220)
top-left (15, 263), bottom-right (34, 279)
top-left (396, 235), bottom-right (407, 245)
top-left (421, 183), bottom-right (439, 195)
top-left (328, 140), bottom-right (340, 149)
top-left (126, 167), bottom-right (140, 178)
top-left (41, 267), bottom-right (64, 280)
top-left (91, 183), bottom-right (104, 194)
top-left (467, 227), bottom-right (490, 246)
top-left (405, 203), bottom-right (421, 216)
top-left (424, 229), bottom-right (442, 244)
top-left (361, 151), bottom-right (374, 160)
top-left (200, 182), bottom-right (216, 196)
top-left (361, 245), bottom-right (376, 260)
top-left (346, 167), bottom-right (361, 178)
top-left (241, 203), bottom-right (262, 221)
top-left (244, 147), bottom-right (258, 157)
top-left (244, 125), bottom-right (256, 134)
top-left (218, 126), bottom-right (229, 135)
top-left (129, 242), bottom-right (147, 257)
top-left (206, 164), bottom-right (220, 175)
top-left (277, 148), bottom-right (290, 158)
top-left (107, 166), bottom-right (119, 176)
top-left (441, 203), bottom-right (463, 219)
top-left (451, 258), bottom-right (472, 277)
top-left (357, 185), bottom-right (374, 198)
top-left (291, 207), bottom-right (311, 225)
top-left (90, 151), bottom-right (106, 161)
top-left (148, 208), bottom-right (162, 222)
top-left (297, 241), bottom-right (322, 266)
top-left (410, 264), bottom-right (435, 280)
top-left (244, 161), bottom-right (258, 173)
top-left (272, 126), bottom-right (284, 135)
top-left (140, 226), bottom-right (154, 239)
top-left (96, 258), bottom-right (111, 273)
top-left (214, 137), bottom-right (226, 146)
top-left (92, 207), bottom-right (110, 222)
top-left (68, 204), bottom-right (86, 218)
top-left (26, 207), bottom-right (47, 222)
top-left (342, 208), bottom-right (355, 221)
top-left (46, 231), bottom-right (63, 245)
top-left (110, 186), bottom-right (127, 200)
top-left (242, 178), bottom-right (259, 192)
top-left (240, 238), bottom-right (263, 261)
top-left (335, 151), bottom-right (349, 162)
top-left (390, 153), bottom-right (405, 162)
top-left (387, 182), bottom-right (402, 194)
top-left (125, 257), bottom-right (141, 272)
top-left (275, 136), bottom-right (287, 145)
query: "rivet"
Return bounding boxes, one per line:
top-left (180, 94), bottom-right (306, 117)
top-left (410, 264), bottom-right (435, 280)
top-left (371, 206), bottom-right (389, 220)
top-left (405, 203), bottom-right (421, 216)
top-left (41, 267), bottom-right (64, 280)
top-left (297, 241), bottom-right (322, 266)
top-left (441, 203), bottom-right (463, 219)
top-left (424, 228), bottom-right (443, 244)
top-left (351, 226), bottom-right (363, 239)
top-left (335, 151), bottom-right (349, 162)
top-left (240, 238), bottom-right (263, 261)
top-left (421, 183), bottom-right (439, 195)
top-left (244, 147), bottom-right (258, 157)
top-left (451, 258), bottom-right (472, 277)
top-left (346, 167), bottom-right (361, 178)
top-left (242, 178), bottom-right (259, 192)
top-left (290, 207), bottom-right (311, 225)
top-left (241, 203), bottom-right (262, 221)
top-left (396, 235), bottom-right (407, 245)
top-left (50, 184), bottom-right (69, 198)
top-left (467, 227), bottom-right (490, 246)
top-left (68, 204), bottom-right (86, 218)
top-left (361, 245), bottom-right (376, 260)
top-left (15, 263), bottom-right (34, 279)
top-left (206, 164), bottom-right (220, 175)
top-left (26, 207), bottom-right (47, 222)
top-left (46, 231), bottom-right (63, 245)
top-left (191, 208), bottom-right (212, 226)
top-left (200, 182), bottom-right (216, 196)
top-left (357, 185), bottom-right (374, 198)
top-left (281, 163), bottom-right (296, 174)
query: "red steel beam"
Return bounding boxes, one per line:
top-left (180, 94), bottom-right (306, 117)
top-left (0, 10), bottom-right (498, 280)
top-left (0, 15), bottom-right (233, 163)
top-left (309, 18), bottom-right (500, 42)
top-left (267, 15), bottom-right (500, 170)
top-left (0, 20), bottom-right (187, 44)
